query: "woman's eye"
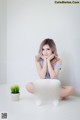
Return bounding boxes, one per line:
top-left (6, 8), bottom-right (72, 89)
top-left (47, 48), bottom-right (50, 50)
top-left (42, 49), bottom-right (44, 51)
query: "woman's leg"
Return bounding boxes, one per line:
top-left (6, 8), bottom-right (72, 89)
top-left (60, 86), bottom-right (75, 100)
top-left (26, 82), bottom-right (34, 93)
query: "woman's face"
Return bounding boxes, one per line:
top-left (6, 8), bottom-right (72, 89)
top-left (42, 44), bottom-right (52, 59)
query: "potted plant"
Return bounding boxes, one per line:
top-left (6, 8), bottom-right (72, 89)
top-left (10, 85), bottom-right (20, 101)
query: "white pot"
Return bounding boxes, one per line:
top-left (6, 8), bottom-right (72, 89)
top-left (11, 93), bottom-right (20, 101)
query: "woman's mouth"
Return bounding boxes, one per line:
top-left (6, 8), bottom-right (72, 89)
top-left (44, 55), bottom-right (49, 58)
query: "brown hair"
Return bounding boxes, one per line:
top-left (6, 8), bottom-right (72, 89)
top-left (39, 38), bottom-right (59, 63)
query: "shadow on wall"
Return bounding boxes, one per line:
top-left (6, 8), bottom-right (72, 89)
top-left (60, 52), bottom-right (76, 86)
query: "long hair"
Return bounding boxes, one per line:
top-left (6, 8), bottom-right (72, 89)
top-left (39, 38), bottom-right (59, 63)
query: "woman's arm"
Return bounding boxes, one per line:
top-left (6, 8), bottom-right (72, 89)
top-left (35, 55), bottom-right (47, 79)
top-left (47, 56), bottom-right (62, 79)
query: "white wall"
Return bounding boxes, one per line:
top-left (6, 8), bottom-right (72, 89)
top-left (0, 0), bottom-right (7, 84)
top-left (7, 0), bottom-right (80, 94)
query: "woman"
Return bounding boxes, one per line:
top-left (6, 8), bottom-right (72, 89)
top-left (26, 38), bottom-right (74, 100)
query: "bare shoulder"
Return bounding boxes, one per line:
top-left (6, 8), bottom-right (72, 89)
top-left (35, 56), bottom-right (40, 63)
top-left (35, 59), bottom-right (40, 64)
top-left (56, 58), bottom-right (62, 65)
top-left (35, 58), bottom-right (41, 65)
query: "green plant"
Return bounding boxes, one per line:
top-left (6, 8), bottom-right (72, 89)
top-left (11, 85), bottom-right (20, 94)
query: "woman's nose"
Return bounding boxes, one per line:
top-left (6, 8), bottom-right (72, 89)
top-left (44, 50), bottom-right (47, 54)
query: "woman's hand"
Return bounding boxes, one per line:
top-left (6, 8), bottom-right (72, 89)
top-left (47, 54), bottom-right (55, 61)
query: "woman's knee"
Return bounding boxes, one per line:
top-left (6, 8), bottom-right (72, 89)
top-left (60, 86), bottom-right (75, 98)
top-left (68, 86), bottom-right (75, 95)
top-left (26, 82), bottom-right (34, 93)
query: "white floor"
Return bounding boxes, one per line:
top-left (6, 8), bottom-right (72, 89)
top-left (0, 84), bottom-right (80, 120)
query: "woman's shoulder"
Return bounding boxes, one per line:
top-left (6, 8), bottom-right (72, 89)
top-left (51, 58), bottom-right (62, 67)
top-left (35, 57), bottom-right (43, 64)
top-left (56, 58), bottom-right (62, 65)
top-left (53, 58), bottom-right (62, 69)
top-left (52, 58), bottom-right (62, 66)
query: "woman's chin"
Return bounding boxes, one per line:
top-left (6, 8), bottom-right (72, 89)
top-left (45, 56), bottom-right (49, 59)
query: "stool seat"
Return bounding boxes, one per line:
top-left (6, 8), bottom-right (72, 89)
top-left (33, 79), bottom-right (61, 106)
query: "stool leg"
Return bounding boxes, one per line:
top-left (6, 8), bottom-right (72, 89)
top-left (52, 100), bottom-right (60, 106)
top-left (36, 99), bottom-right (42, 106)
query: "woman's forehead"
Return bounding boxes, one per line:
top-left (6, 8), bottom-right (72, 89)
top-left (42, 44), bottom-right (50, 48)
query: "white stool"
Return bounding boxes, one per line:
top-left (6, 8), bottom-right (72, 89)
top-left (34, 79), bottom-right (61, 106)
